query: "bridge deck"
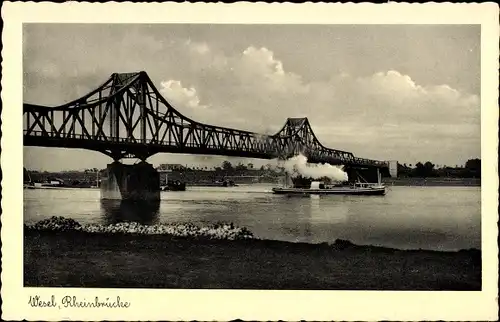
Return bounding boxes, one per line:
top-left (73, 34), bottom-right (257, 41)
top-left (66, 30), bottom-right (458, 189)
top-left (23, 71), bottom-right (388, 168)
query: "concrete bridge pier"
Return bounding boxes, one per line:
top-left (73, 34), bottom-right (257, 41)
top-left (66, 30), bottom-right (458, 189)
top-left (100, 161), bottom-right (160, 201)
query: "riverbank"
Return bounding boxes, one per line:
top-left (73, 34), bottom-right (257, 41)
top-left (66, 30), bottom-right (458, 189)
top-left (24, 177), bottom-right (481, 191)
top-left (385, 177), bottom-right (480, 187)
top-left (24, 229), bottom-right (481, 290)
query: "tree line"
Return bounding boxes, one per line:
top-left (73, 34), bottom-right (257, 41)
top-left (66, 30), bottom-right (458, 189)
top-left (27, 158), bottom-right (481, 179)
top-left (180, 161), bottom-right (278, 173)
top-left (397, 158), bottom-right (481, 178)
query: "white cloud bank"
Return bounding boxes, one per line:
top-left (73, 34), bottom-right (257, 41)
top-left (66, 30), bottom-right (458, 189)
top-left (156, 41), bottom-right (479, 165)
top-left (160, 80), bottom-right (207, 110)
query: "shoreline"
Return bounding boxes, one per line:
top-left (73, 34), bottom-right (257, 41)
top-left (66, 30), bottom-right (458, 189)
top-left (24, 228), bottom-right (481, 290)
top-left (24, 177), bottom-right (481, 190)
top-left (385, 177), bottom-right (480, 187)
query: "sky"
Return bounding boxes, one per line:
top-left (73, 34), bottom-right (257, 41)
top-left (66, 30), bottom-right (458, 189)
top-left (23, 24), bottom-right (481, 171)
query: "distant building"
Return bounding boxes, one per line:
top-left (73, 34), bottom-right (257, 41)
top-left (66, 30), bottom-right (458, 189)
top-left (389, 160), bottom-right (398, 178)
top-left (157, 164), bottom-right (185, 171)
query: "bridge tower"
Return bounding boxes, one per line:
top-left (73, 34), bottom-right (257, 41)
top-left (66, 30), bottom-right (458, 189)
top-left (100, 73), bottom-right (160, 202)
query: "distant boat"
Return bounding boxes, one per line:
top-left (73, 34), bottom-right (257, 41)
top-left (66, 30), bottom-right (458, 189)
top-left (190, 180), bottom-right (238, 187)
top-left (272, 169), bottom-right (386, 196)
top-left (220, 180), bottom-right (237, 187)
top-left (161, 180), bottom-right (186, 191)
top-left (159, 171), bottom-right (186, 191)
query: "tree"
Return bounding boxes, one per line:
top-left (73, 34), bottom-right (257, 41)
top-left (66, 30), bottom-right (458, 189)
top-left (397, 162), bottom-right (411, 177)
top-left (222, 161), bottom-right (233, 171)
top-left (413, 162), bottom-right (425, 177)
top-left (464, 158), bottom-right (481, 178)
top-left (423, 161), bottom-right (435, 173)
top-left (412, 161), bottom-right (436, 177)
top-left (235, 163), bottom-right (247, 171)
top-left (465, 158), bottom-right (481, 170)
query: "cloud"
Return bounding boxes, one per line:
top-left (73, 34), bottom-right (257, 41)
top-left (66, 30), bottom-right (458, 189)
top-left (166, 44), bottom-right (315, 131)
top-left (161, 41), bottom-right (479, 164)
top-left (236, 46), bottom-right (308, 94)
top-left (344, 70), bottom-right (480, 125)
top-left (160, 80), bottom-right (207, 110)
top-left (23, 28), bottom-right (480, 168)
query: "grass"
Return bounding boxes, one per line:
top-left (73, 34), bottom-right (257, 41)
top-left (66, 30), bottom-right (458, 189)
top-left (24, 229), bottom-right (481, 290)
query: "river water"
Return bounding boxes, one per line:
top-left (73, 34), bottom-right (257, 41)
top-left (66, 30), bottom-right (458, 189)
top-left (23, 185), bottom-right (481, 251)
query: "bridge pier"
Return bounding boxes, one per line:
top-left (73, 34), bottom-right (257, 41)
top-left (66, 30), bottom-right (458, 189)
top-left (100, 161), bottom-right (160, 201)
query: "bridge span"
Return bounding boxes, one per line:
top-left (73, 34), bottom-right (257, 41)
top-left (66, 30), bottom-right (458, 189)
top-left (23, 71), bottom-right (391, 200)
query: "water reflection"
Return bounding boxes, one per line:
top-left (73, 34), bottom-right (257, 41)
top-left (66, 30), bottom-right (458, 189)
top-left (273, 195), bottom-right (349, 242)
top-left (302, 195), bottom-right (349, 242)
top-left (309, 195), bottom-right (349, 225)
top-left (100, 200), bottom-right (160, 225)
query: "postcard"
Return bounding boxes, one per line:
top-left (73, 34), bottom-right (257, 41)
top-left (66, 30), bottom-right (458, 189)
top-left (2, 2), bottom-right (499, 321)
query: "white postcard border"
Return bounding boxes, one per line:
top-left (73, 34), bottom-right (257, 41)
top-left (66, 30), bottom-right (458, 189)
top-left (1, 2), bottom-right (498, 321)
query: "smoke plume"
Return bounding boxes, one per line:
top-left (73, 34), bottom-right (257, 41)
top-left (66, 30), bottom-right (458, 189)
top-left (283, 154), bottom-right (348, 182)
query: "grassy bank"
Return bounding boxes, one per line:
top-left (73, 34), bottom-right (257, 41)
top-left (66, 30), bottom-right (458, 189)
top-left (24, 229), bottom-right (481, 290)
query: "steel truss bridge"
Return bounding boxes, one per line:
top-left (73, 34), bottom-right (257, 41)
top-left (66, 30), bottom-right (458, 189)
top-left (23, 71), bottom-right (388, 169)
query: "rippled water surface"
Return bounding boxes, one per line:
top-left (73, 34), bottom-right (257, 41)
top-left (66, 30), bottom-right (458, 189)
top-left (24, 185), bottom-right (481, 251)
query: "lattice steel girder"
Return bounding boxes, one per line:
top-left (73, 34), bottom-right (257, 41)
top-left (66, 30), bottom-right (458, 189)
top-left (22, 71), bottom-right (389, 169)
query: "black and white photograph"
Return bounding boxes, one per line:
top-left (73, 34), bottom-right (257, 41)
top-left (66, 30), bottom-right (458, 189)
top-left (2, 2), bottom-right (498, 321)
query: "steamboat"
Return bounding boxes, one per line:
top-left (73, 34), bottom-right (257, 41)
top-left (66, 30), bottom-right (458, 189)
top-left (272, 170), bottom-right (386, 196)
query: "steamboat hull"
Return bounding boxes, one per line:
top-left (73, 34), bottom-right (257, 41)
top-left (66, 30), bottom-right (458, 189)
top-left (272, 187), bottom-right (386, 196)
